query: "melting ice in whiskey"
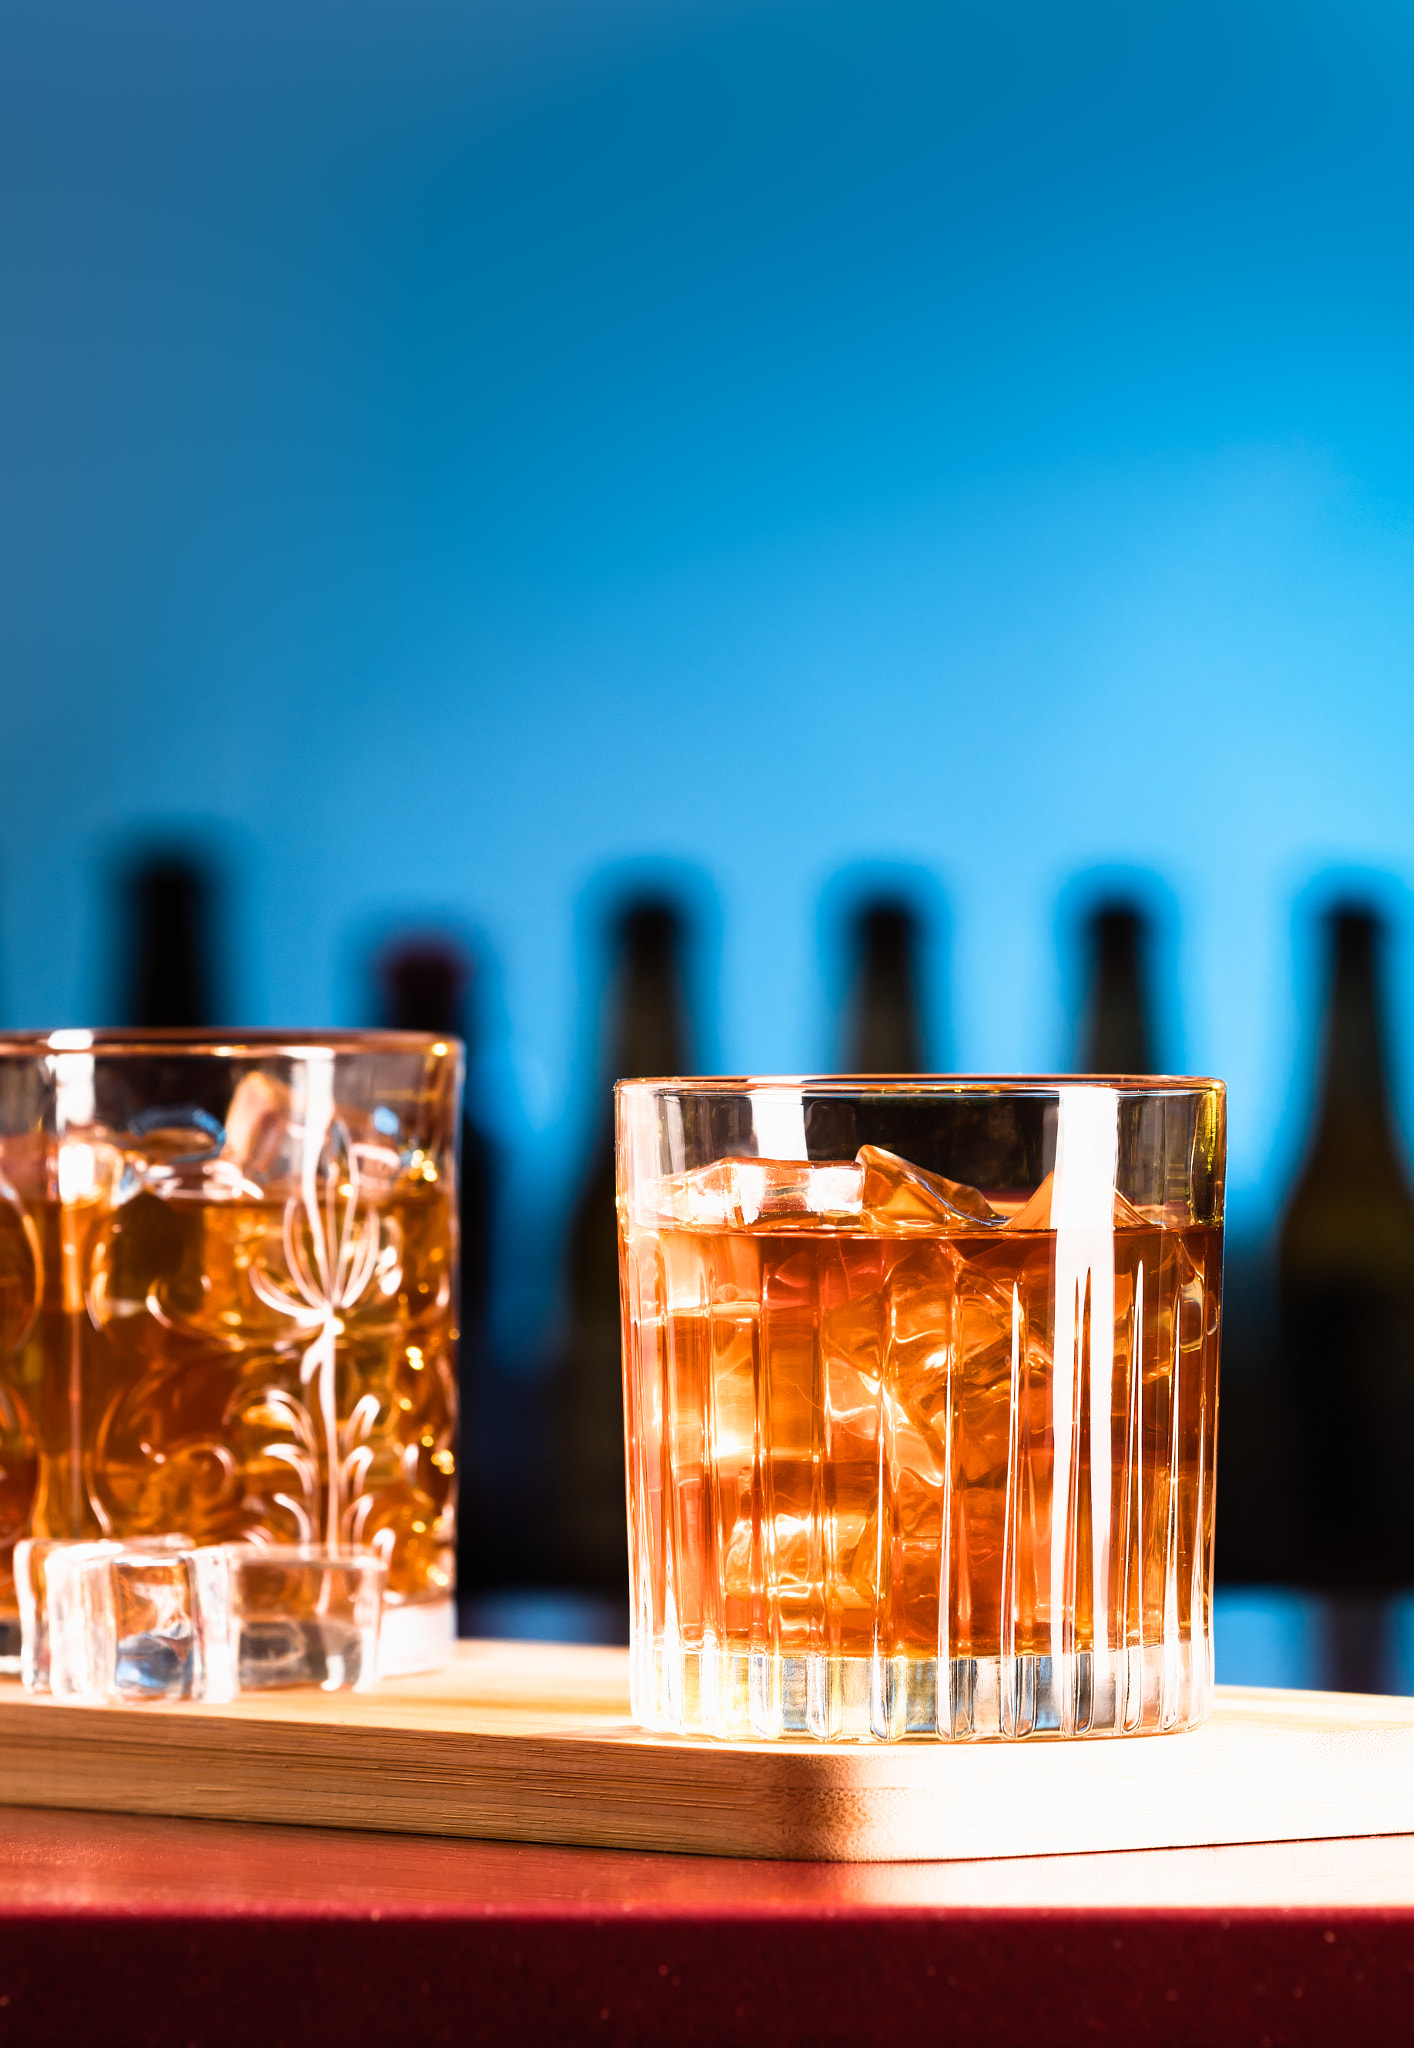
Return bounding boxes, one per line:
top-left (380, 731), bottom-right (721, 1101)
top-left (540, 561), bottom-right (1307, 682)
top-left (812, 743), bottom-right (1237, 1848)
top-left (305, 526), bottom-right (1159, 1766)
top-left (620, 1131), bottom-right (1220, 1742)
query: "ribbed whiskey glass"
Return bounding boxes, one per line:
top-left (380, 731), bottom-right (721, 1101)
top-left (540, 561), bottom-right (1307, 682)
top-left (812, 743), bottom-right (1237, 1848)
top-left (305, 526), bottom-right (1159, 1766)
top-left (618, 1076), bottom-right (1224, 1741)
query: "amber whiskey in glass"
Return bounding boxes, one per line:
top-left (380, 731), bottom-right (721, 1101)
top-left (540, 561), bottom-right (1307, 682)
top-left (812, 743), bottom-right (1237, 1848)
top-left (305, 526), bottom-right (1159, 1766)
top-left (618, 1078), bottom-right (1224, 1741)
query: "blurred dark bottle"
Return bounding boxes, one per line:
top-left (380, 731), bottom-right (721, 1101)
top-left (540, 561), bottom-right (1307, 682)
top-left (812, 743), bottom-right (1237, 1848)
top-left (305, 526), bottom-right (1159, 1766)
top-left (843, 899), bottom-right (925, 1072)
top-left (1078, 901), bottom-right (1153, 1074)
top-left (123, 853), bottom-right (216, 1027)
top-left (1279, 906), bottom-right (1414, 1595)
top-left (558, 899), bottom-right (690, 1593)
top-left (374, 937), bottom-right (494, 1596)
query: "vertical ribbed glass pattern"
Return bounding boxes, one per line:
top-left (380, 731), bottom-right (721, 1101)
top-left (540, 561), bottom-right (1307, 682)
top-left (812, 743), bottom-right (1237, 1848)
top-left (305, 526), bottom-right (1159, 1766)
top-left (620, 1081), bottom-right (1223, 1743)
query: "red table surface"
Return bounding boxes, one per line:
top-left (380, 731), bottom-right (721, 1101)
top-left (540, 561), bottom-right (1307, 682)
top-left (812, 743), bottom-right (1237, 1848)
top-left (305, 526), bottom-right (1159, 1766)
top-left (0, 1806), bottom-right (1410, 2047)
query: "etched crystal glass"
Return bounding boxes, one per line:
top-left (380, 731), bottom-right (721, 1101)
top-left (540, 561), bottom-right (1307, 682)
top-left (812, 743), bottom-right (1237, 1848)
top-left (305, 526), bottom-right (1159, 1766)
top-left (0, 1031), bottom-right (460, 1676)
top-left (618, 1076), bottom-right (1225, 1741)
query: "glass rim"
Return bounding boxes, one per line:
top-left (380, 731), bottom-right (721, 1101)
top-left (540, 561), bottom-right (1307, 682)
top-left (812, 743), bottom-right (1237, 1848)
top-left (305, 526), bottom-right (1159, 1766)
top-left (0, 1028), bottom-right (462, 1059)
top-left (616, 1072), bottom-right (1223, 1097)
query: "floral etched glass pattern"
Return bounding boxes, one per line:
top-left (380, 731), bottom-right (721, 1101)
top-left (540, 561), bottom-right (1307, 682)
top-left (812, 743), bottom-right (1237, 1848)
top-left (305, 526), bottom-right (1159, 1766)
top-left (618, 1077), bottom-right (1225, 1742)
top-left (0, 1033), bottom-right (460, 1671)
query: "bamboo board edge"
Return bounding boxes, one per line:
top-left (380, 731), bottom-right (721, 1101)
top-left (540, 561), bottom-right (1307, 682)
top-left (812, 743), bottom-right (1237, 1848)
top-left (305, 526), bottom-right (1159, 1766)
top-left (0, 1654), bottom-right (1411, 1863)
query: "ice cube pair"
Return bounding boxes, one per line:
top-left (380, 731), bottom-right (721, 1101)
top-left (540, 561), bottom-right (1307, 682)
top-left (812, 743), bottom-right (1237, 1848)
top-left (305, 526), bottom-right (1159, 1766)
top-left (15, 1537), bottom-right (386, 1704)
top-left (642, 1146), bottom-right (1150, 1233)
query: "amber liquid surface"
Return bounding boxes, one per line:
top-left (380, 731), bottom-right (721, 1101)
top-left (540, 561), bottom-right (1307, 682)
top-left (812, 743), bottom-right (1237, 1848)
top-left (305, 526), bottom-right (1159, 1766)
top-left (621, 1150), bottom-right (1221, 1740)
top-left (0, 1142), bottom-right (456, 1624)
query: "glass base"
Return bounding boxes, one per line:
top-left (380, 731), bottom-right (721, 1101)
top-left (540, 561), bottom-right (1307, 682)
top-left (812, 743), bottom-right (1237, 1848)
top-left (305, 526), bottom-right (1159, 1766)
top-left (378, 1596), bottom-right (455, 1678)
top-left (631, 1633), bottom-right (1213, 1741)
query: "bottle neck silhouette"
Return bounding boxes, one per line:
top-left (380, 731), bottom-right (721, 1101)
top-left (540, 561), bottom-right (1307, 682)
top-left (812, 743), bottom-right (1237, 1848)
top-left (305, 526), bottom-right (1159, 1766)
top-left (1282, 903), bottom-right (1414, 1287)
top-left (1319, 912), bottom-right (1388, 1120)
top-left (1081, 904), bottom-right (1152, 1075)
top-left (1279, 905), bottom-right (1414, 1590)
top-left (376, 940), bottom-right (468, 1039)
top-left (846, 902), bottom-right (924, 1074)
top-left (610, 903), bottom-right (689, 1083)
top-left (557, 897), bottom-right (690, 1594)
top-left (126, 855), bottom-right (213, 1029)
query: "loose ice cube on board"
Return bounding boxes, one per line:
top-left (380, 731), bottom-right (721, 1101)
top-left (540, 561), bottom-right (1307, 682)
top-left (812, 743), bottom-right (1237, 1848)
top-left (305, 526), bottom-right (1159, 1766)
top-left (46, 1541), bottom-right (221, 1705)
top-left (223, 1545), bottom-right (385, 1692)
top-left (16, 1539), bottom-right (119, 1693)
top-left (36, 1539), bottom-right (384, 1703)
top-left (856, 1146), bottom-right (1003, 1229)
top-left (18, 1534), bottom-right (193, 1694)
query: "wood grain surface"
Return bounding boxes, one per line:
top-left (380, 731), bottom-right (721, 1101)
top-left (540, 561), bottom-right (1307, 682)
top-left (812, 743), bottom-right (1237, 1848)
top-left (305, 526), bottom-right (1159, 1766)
top-left (0, 1640), bottom-right (1411, 1863)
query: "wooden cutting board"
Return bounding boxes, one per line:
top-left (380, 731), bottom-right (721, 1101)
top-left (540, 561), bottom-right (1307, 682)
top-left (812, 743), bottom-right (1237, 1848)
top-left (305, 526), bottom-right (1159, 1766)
top-left (0, 1641), bottom-right (1410, 1863)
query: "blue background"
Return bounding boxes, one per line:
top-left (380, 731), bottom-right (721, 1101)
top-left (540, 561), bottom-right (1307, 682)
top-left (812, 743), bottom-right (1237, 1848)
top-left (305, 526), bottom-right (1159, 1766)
top-left (5, 0), bottom-right (1414, 1368)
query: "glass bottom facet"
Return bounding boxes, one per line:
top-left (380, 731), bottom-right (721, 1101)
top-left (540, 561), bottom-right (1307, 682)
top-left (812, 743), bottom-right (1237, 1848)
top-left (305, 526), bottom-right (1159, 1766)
top-left (631, 1631), bottom-right (1214, 1742)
